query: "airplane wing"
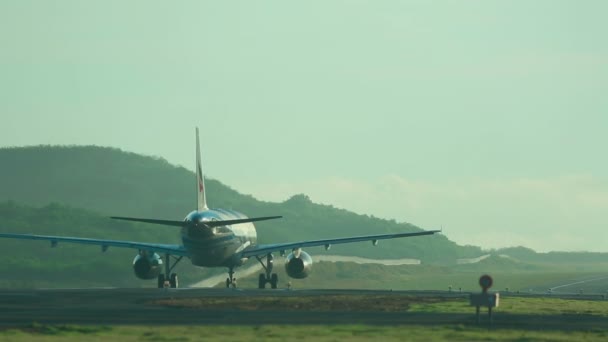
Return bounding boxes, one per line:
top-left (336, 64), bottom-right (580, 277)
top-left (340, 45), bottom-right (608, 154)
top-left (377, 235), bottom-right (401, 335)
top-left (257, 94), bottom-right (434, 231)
top-left (0, 233), bottom-right (189, 256)
top-left (240, 230), bottom-right (440, 258)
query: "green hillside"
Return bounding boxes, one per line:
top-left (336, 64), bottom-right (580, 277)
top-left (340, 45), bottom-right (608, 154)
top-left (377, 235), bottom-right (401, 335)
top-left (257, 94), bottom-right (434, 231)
top-left (0, 145), bottom-right (482, 262)
top-left (0, 201), bottom-right (212, 288)
top-left (495, 246), bottom-right (608, 265)
top-left (2, 146), bottom-right (608, 289)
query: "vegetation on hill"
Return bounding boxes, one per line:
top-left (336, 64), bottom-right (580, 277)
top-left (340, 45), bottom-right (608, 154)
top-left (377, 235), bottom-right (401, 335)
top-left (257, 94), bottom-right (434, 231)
top-left (2, 145), bottom-right (605, 289)
top-left (0, 201), bottom-right (210, 288)
top-left (495, 246), bottom-right (608, 265)
top-left (0, 145), bottom-right (483, 261)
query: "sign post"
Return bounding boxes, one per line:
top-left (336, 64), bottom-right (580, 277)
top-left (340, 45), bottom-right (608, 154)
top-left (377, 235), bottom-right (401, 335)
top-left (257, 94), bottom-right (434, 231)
top-left (469, 274), bottom-right (499, 324)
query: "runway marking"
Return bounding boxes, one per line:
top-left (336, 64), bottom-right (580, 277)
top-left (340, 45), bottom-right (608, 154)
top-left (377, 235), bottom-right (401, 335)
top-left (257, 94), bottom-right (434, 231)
top-left (189, 263), bottom-right (262, 288)
top-left (456, 254), bottom-right (491, 264)
top-left (315, 255), bottom-right (420, 265)
top-left (550, 276), bottom-right (608, 292)
top-left (189, 255), bottom-right (421, 288)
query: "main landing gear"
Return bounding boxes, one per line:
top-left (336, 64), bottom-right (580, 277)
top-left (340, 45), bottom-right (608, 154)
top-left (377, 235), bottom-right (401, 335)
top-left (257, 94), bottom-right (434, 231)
top-left (157, 254), bottom-right (183, 288)
top-left (225, 267), bottom-right (237, 288)
top-left (256, 253), bottom-right (278, 289)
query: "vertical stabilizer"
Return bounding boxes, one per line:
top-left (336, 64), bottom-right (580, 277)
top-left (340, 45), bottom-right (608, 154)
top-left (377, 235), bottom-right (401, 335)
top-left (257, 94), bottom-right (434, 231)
top-left (196, 127), bottom-right (208, 211)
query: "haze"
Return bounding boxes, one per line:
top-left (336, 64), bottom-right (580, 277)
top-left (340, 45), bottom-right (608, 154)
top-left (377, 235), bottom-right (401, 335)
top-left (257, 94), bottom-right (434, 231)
top-left (1, 1), bottom-right (607, 252)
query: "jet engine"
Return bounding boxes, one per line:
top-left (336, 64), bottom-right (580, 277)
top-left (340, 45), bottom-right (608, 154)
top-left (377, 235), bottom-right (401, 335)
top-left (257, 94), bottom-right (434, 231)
top-left (132, 252), bottom-right (163, 280)
top-left (284, 249), bottom-right (312, 279)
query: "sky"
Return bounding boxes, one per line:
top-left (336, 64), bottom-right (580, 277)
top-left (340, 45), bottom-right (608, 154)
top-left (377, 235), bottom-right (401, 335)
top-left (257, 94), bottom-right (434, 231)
top-left (1, 1), bottom-right (607, 252)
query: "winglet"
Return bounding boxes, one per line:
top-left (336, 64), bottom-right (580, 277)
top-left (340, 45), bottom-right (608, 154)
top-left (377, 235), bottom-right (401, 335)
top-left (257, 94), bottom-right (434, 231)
top-left (196, 127), bottom-right (208, 211)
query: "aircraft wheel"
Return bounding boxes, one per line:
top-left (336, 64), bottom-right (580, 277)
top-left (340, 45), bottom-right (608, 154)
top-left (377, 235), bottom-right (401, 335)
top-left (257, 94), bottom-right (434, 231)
top-left (170, 273), bottom-right (178, 288)
top-left (258, 274), bottom-right (266, 289)
top-left (157, 274), bottom-right (165, 289)
top-left (226, 277), bottom-right (231, 288)
top-left (270, 273), bottom-right (278, 289)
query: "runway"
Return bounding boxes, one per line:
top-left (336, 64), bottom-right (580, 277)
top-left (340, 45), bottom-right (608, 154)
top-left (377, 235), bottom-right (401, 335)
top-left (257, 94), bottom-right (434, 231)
top-left (0, 288), bottom-right (464, 327)
top-left (0, 288), bottom-right (606, 328)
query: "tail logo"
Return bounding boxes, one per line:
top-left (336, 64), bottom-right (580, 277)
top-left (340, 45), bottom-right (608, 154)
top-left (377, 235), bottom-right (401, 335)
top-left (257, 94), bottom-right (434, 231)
top-left (198, 165), bottom-right (204, 193)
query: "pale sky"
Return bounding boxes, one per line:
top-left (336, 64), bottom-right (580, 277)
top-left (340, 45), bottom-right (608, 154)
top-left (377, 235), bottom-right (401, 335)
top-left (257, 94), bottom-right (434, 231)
top-left (1, 1), bottom-right (607, 252)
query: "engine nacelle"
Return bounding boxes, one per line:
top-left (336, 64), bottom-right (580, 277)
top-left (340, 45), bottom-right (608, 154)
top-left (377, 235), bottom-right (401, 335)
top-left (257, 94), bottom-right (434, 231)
top-left (284, 249), bottom-right (312, 279)
top-left (132, 252), bottom-right (163, 280)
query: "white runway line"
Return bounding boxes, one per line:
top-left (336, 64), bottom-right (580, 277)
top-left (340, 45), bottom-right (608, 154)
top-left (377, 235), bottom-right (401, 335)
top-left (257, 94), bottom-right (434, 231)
top-left (189, 263), bottom-right (263, 288)
top-left (315, 255), bottom-right (420, 265)
top-left (189, 255), bottom-right (421, 288)
top-left (550, 275), bottom-right (608, 292)
top-left (456, 254), bottom-right (491, 264)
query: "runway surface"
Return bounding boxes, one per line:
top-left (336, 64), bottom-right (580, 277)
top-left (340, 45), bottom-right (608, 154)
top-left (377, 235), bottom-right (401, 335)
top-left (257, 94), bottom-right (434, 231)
top-left (0, 288), bottom-right (463, 327)
top-left (0, 288), bottom-right (606, 328)
top-left (190, 255), bottom-right (421, 288)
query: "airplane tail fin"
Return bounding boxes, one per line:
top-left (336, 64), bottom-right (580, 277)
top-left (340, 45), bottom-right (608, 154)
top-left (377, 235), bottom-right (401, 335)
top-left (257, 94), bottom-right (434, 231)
top-left (196, 127), bottom-right (208, 211)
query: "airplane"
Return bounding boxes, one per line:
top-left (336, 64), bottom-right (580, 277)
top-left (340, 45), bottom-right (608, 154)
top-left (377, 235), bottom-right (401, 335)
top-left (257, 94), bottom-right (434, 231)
top-left (0, 128), bottom-right (440, 289)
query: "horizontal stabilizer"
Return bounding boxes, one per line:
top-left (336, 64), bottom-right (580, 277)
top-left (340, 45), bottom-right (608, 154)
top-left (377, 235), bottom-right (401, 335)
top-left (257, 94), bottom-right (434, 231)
top-left (110, 215), bottom-right (282, 228)
top-left (110, 217), bottom-right (187, 227)
top-left (204, 216), bottom-right (282, 228)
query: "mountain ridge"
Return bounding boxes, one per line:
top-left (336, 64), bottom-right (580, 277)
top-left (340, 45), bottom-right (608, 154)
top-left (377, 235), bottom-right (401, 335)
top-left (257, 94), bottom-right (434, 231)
top-left (0, 145), bottom-right (480, 261)
top-left (1, 145), bottom-right (607, 288)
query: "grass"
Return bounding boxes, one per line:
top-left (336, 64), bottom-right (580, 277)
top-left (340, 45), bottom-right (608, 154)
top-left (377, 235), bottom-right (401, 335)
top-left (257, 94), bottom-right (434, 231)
top-left (3, 297), bottom-right (608, 341)
top-left (408, 296), bottom-right (608, 316)
top-left (2, 324), bottom-right (608, 342)
top-left (152, 294), bottom-right (452, 312)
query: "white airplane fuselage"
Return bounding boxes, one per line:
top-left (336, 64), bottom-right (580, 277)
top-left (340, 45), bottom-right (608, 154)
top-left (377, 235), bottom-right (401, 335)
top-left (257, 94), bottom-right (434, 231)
top-left (182, 209), bottom-right (257, 267)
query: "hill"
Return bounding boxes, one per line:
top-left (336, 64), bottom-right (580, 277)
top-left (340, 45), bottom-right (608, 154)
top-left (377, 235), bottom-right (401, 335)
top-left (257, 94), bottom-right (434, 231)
top-left (0, 201), bottom-right (573, 290)
top-left (0, 145), bottom-right (482, 262)
top-left (495, 246), bottom-right (608, 270)
top-left (3, 146), bottom-right (608, 289)
top-left (0, 201), bottom-right (212, 288)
